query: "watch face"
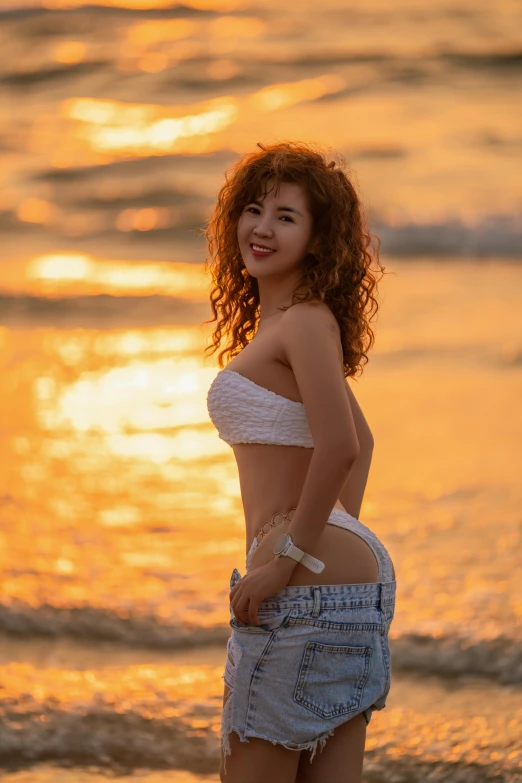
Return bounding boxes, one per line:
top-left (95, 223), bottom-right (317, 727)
top-left (273, 533), bottom-right (290, 555)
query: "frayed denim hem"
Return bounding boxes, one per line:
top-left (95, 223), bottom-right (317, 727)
top-left (220, 722), bottom-right (336, 776)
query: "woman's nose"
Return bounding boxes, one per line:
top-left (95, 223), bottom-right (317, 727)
top-left (254, 220), bottom-right (273, 236)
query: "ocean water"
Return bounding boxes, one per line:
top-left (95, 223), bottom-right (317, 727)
top-left (0, 0), bottom-right (521, 780)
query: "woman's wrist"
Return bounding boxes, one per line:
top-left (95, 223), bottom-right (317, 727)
top-left (271, 553), bottom-right (298, 577)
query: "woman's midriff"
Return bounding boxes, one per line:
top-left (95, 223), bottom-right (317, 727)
top-left (232, 442), bottom-right (381, 586)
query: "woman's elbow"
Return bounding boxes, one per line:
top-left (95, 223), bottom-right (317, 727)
top-left (346, 442), bottom-right (361, 466)
top-left (365, 433), bottom-right (375, 454)
top-left (322, 436), bottom-right (360, 467)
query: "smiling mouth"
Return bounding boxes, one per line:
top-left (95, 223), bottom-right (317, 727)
top-left (250, 243), bottom-right (276, 254)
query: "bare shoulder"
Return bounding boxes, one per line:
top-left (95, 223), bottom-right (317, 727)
top-left (282, 299), bottom-right (340, 331)
top-left (280, 300), bottom-right (342, 359)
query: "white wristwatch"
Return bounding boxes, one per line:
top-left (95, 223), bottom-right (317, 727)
top-left (273, 533), bottom-right (325, 574)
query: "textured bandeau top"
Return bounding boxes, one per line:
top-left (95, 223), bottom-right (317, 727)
top-left (206, 369), bottom-right (314, 448)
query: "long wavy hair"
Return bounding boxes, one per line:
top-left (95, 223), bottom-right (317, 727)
top-left (201, 140), bottom-right (386, 378)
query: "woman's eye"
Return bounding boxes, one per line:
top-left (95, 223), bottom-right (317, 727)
top-left (245, 207), bottom-right (293, 223)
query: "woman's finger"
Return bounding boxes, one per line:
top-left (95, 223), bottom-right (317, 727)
top-left (232, 592), bottom-right (250, 625)
top-left (247, 597), bottom-right (260, 626)
top-left (229, 577), bottom-right (245, 600)
top-left (230, 584), bottom-right (246, 614)
top-left (229, 582), bottom-right (244, 604)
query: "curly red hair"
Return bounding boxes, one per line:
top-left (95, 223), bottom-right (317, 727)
top-left (201, 140), bottom-right (386, 378)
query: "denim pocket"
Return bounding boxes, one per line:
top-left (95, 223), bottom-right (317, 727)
top-left (294, 640), bottom-right (373, 719)
top-left (230, 615), bottom-right (272, 633)
top-left (230, 608), bottom-right (293, 634)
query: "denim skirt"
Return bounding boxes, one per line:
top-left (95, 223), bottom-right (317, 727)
top-left (221, 566), bottom-right (396, 771)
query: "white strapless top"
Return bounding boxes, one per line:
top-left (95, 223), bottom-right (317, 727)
top-left (206, 369), bottom-right (314, 448)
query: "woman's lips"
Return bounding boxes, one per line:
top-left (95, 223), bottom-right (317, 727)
top-left (250, 243), bottom-right (276, 257)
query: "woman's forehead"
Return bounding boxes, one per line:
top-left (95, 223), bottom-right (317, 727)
top-left (253, 180), bottom-right (309, 208)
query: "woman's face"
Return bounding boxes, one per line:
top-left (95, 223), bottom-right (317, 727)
top-left (237, 180), bottom-right (316, 279)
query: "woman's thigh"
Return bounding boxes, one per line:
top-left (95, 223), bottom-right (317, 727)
top-left (220, 683), bottom-right (302, 783)
top-left (295, 712), bottom-right (367, 783)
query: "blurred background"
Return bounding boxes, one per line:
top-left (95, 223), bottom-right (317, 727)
top-left (0, 0), bottom-right (521, 781)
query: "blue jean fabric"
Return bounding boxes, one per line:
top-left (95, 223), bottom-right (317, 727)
top-left (221, 509), bottom-right (396, 771)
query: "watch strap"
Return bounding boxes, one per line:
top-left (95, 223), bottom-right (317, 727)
top-left (287, 543), bottom-right (325, 574)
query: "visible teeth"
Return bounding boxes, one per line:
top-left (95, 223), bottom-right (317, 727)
top-left (252, 245), bottom-right (274, 253)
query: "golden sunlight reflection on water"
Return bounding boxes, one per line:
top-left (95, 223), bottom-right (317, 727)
top-left (56, 74), bottom-right (346, 159)
top-left (25, 254), bottom-right (207, 297)
top-left (0, 323), bottom-right (243, 628)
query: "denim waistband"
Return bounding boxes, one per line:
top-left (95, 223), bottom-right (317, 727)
top-left (230, 567), bottom-right (396, 616)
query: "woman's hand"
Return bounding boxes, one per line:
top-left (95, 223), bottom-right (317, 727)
top-left (229, 557), bottom-right (296, 626)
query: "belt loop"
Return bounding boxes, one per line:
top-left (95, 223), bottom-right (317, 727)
top-left (379, 583), bottom-right (386, 614)
top-left (311, 586), bottom-right (321, 618)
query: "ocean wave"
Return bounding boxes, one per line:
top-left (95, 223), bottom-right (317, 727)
top-left (371, 214), bottom-right (522, 257)
top-left (0, 602), bottom-right (230, 650)
top-left (0, 704), bottom-right (220, 775)
top-left (0, 62), bottom-right (107, 87)
top-left (391, 632), bottom-right (522, 685)
top-left (1, 720), bottom-right (516, 783)
top-left (0, 294), bottom-right (209, 327)
top-left (441, 49), bottom-right (522, 72)
top-left (1, 602), bottom-right (521, 685)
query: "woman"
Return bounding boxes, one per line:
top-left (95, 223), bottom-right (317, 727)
top-left (204, 141), bottom-right (396, 783)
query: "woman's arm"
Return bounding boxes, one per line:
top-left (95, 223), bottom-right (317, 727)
top-left (276, 301), bottom-right (360, 569)
top-left (337, 380), bottom-right (374, 519)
